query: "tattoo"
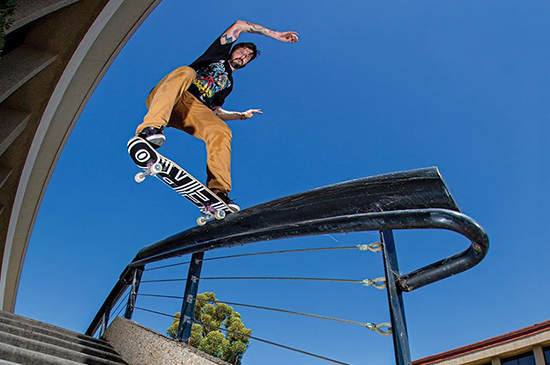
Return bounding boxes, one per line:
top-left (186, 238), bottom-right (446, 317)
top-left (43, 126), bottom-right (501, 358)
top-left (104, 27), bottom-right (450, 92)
top-left (221, 32), bottom-right (234, 44)
top-left (245, 21), bottom-right (266, 35)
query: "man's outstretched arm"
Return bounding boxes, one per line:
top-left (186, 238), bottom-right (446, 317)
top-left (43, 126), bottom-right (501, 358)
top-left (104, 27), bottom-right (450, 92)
top-left (213, 106), bottom-right (263, 121)
top-left (221, 20), bottom-right (299, 45)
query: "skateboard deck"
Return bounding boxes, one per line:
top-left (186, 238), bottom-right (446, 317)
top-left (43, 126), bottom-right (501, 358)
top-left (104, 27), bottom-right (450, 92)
top-left (127, 136), bottom-right (235, 225)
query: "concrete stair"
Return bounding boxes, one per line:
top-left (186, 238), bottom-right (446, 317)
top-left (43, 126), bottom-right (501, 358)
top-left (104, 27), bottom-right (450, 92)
top-left (0, 310), bottom-right (127, 365)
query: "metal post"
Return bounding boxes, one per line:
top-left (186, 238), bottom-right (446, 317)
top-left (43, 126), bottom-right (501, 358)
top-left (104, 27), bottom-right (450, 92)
top-left (124, 267), bottom-right (144, 320)
top-left (177, 251), bottom-right (204, 342)
top-left (381, 230), bottom-right (412, 365)
top-left (98, 304), bottom-right (111, 338)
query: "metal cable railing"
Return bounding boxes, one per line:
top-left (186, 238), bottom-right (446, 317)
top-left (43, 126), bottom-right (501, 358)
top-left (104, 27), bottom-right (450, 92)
top-left (104, 240), bottom-right (391, 364)
top-left (86, 167), bottom-right (489, 365)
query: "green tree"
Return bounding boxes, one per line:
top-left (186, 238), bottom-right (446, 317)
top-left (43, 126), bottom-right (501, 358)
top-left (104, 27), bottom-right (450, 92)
top-left (0, 0), bottom-right (17, 59)
top-left (167, 292), bottom-right (252, 364)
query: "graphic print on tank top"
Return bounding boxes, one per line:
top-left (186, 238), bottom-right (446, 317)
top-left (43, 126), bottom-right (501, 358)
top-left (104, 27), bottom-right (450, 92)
top-left (192, 61), bottom-right (232, 103)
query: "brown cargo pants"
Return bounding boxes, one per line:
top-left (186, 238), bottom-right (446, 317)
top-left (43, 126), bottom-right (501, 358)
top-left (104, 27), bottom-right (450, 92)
top-left (135, 66), bottom-right (232, 193)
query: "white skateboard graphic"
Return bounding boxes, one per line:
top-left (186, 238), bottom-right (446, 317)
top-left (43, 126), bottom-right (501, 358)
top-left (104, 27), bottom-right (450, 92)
top-left (127, 136), bottom-right (238, 226)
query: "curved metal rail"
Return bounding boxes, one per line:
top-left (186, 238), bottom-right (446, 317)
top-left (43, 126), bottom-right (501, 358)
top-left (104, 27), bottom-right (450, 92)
top-left (87, 207), bottom-right (487, 335)
top-left (85, 167), bottom-right (488, 365)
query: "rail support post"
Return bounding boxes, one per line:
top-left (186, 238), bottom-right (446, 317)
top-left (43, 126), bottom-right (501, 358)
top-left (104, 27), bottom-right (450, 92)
top-left (177, 252), bottom-right (204, 343)
top-left (98, 304), bottom-right (111, 338)
top-left (124, 267), bottom-right (144, 320)
top-left (381, 230), bottom-right (412, 365)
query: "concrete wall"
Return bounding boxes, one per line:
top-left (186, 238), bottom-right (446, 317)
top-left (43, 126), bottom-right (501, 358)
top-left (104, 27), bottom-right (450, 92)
top-left (0, 0), bottom-right (161, 312)
top-left (104, 317), bottom-right (230, 365)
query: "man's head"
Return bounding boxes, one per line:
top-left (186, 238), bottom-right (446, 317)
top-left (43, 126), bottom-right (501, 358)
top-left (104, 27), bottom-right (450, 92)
top-left (229, 42), bottom-right (260, 69)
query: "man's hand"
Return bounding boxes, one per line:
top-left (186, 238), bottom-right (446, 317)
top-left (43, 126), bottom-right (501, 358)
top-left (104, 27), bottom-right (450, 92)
top-left (240, 109), bottom-right (263, 120)
top-left (273, 31), bottom-right (299, 43)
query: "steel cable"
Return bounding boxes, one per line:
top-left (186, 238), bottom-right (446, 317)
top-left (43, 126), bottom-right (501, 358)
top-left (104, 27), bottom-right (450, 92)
top-left (193, 321), bottom-right (352, 365)
top-left (141, 276), bottom-right (386, 289)
top-left (111, 290), bottom-right (130, 315)
top-left (136, 294), bottom-right (391, 335)
top-left (107, 290), bottom-right (131, 325)
top-left (111, 303), bottom-right (127, 323)
top-left (134, 306), bottom-right (350, 363)
top-left (141, 278), bottom-right (186, 283)
top-left (200, 276), bottom-right (362, 283)
top-left (193, 297), bottom-right (391, 335)
top-left (144, 260), bottom-right (191, 272)
top-left (198, 243), bottom-right (381, 262)
top-left (135, 306), bottom-right (176, 318)
top-left (139, 293), bottom-right (183, 300)
top-left (143, 243), bottom-right (381, 272)
top-left (200, 276), bottom-right (386, 289)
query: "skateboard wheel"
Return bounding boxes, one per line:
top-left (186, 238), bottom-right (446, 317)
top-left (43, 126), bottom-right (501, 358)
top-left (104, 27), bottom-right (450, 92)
top-left (214, 210), bottom-right (226, 220)
top-left (134, 172), bottom-right (146, 183)
top-left (197, 217), bottom-right (207, 226)
top-left (151, 163), bottom-right (162, 174)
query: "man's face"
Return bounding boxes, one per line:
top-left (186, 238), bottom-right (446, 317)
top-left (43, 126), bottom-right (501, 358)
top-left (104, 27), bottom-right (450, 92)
top-left (229, 47), bottom-right (254, 69)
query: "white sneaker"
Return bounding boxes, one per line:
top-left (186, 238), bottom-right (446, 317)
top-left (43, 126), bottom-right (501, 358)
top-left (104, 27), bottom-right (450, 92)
top-left (138, 127), bottom-right (165, 149)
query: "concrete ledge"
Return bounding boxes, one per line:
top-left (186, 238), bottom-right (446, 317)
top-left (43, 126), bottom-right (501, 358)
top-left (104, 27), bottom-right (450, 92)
top-left (0, 46), bottom-right (57, 104)
top-left (8, 0), bottom-right (81, 33)
top-left (0, 169), bottom-right (12, 189)
top-left (0, 110), bottom-right (31, 157)
top-left (104, 318), bottom-right (230, 365)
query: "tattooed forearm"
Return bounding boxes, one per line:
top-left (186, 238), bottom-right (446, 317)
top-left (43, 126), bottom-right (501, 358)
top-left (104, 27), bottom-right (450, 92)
top-left (245, 22), bottom-right (266, 34)
top-left (244, 21), bottom-right (276, 36)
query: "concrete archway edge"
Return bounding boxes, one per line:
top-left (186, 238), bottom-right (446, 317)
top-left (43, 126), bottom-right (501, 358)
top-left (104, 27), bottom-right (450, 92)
top-left (0, 0), bottom-right (162, 311)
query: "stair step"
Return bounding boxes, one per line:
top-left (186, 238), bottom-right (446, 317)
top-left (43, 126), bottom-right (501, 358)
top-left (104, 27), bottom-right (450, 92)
top-left (0, 322), bottom-right (123, 361)
top-left (0, 341), bottom-right (94, 365)
top-left (0, 311), bottom-right (110, 344)
top-left (0, 331), bottom-right (126, 365)
top-left (0, 359), bottom-right (22, 365)
top-left (0, 313), bottom-right (113, 352)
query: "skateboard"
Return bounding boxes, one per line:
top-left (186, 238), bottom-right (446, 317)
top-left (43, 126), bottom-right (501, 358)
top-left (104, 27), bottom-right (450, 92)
top-left (127, 136), bottom-right (237, 226)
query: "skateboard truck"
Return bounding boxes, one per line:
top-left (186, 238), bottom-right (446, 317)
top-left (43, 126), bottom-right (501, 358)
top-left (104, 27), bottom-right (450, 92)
top-left (134, 161), bottom-right (163, 183)
top-left (197, 205), bottom-right (226, 226)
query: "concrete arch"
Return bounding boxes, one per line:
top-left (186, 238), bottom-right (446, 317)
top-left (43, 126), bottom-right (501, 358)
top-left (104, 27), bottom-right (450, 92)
top-left (0, 0), bottom-right (161, 311)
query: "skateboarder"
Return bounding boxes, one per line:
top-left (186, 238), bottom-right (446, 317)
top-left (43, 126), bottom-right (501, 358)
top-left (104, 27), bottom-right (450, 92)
top-left (135, 20), bottom-right (299, 210)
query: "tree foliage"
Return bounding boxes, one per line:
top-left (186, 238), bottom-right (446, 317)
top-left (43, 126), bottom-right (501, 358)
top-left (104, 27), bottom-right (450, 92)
top-left (0, 0), bottom-right (17, 59)
top-left (167, 292), bottom-right (252, 364)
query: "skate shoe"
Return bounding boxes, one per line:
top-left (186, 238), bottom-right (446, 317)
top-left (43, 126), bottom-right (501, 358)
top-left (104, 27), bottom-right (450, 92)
top-left (215, 191), bottom-right (240, 212)
top-left (138, 126), bottom-right (165, 149)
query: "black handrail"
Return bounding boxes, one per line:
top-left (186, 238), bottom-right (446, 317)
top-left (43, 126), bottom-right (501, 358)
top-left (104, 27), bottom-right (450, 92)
top-left (86, 208), bottom-right (487, 335)
top-left (86, 167), bottom-right (489, 336)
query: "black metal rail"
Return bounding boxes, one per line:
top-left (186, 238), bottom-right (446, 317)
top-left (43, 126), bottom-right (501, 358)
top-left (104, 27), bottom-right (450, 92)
top-left (86, 167), bottom-right (489, 365)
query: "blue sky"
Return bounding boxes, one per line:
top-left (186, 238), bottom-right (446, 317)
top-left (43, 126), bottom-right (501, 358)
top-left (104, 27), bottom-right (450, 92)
top-left (15, 1), bottom-right (550, 364)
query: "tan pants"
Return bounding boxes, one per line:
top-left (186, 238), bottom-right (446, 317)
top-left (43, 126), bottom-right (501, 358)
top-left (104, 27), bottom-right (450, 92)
top-left (136, 66), bottom-right (232, 193)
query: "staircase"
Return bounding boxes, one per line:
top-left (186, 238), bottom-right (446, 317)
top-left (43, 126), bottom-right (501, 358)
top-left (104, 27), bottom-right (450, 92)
top-left (0, 310), bottom-right (127, 365)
